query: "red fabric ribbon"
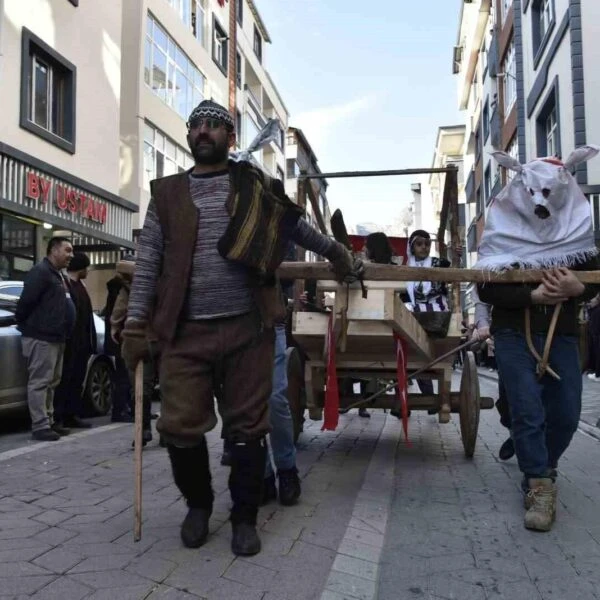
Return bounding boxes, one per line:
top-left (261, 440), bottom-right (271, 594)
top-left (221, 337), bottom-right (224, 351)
top-left (322, 311), bottom-right (339, 431)
top-left (393, 332), bottom-right (411, 445)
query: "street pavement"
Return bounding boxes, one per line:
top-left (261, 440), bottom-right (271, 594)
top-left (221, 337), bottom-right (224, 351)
top-left (0, 374), bottom-right (598, 599)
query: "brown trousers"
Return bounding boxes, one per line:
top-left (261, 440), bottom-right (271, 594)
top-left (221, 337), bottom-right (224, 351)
top-left (156, 312), bottom-right (275, 447)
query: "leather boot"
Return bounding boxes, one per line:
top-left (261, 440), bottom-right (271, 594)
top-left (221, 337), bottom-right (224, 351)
top-left (228, 439), bottom-right (266, 556)
top-left (167, 439), bottom-right (214, 548)
top-left (277, 467), bottom-right (301, 506)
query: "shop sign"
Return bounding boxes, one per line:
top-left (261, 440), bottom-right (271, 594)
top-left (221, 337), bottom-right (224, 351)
top-left (25, 172), bottom-right (108, 225)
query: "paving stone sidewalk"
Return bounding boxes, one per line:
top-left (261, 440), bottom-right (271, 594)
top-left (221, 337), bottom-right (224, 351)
top-left (378, 376), bottom-right (600, 600)
top-left (1, 375), bottom-right (600, 599)
top-left (0, 413), bottom-right (385, 600)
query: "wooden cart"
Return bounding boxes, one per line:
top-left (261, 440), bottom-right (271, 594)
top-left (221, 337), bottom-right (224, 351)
top-left (287, 278), bottom-right (493, 458)
top-left (280, 163), bottom-right (493, 456)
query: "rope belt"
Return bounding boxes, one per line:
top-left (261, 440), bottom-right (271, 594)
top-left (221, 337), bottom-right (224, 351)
top-left (524, 304), bottom-right (562, 380)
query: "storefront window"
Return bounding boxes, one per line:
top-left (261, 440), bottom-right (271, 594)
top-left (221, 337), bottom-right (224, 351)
top-left (0, 214), bottom-right (36, 280)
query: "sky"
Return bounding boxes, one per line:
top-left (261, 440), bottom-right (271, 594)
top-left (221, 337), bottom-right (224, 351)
top-left (254, 0), bottom-right (464, 232)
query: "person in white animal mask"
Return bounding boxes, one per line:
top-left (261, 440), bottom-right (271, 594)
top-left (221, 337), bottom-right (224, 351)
top-left (477, 145), bottom-right (600, 533)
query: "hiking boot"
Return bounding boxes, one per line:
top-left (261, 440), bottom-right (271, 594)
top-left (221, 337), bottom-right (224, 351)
top-left (261, 474), bottom-right (277, 505)
top-left (231, 522), bottom-right (261, 556)
top-left (278, 467), bottom-right (301, 506)
top-left (180, 507), bottom-right (211, 548)
top-left (524, 478), bottom-right (557, 532)
top-left (31, 428), bottom-right (60, 442)
top-left (498, 437), bottom-right (515, 461)
top-left (51, 423), bottom-right (71, 436)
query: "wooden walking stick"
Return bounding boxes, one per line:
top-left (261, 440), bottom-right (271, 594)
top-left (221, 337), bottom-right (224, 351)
top-left (133, 361), bottom-right (144, 542)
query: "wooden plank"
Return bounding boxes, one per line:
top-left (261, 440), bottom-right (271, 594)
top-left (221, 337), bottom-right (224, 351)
top-left (383, 290), bottom-right (433, 361)
top-left (278, 262), bottom-right (600, 284)
top-left (318, 280), bottom-right (407, 292)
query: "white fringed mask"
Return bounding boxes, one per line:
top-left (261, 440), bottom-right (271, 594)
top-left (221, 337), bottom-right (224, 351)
top-left (475, 145), bottom-right (600, 270)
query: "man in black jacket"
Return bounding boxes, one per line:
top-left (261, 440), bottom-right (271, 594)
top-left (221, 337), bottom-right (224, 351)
top-left (16, 237), bottom-right (74, 441)
top-left (54, 253), bottom-right (96, 430)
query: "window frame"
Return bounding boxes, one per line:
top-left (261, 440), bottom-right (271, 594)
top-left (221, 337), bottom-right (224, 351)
top-left (236, 51), bottom-right (242, 89)
top-left (535, 77), bottom-right (561, 158)
top-left (532, 0), bottom-right (555, 68)
top-left (236, 0), bottom-right (243, 26)
top-left (502, 39), bottom-right (517, 116)
top-left (145, 13), bottom-right (206, 121)
top-left (20, 28), bottom-right (76, 154)
top-left (253, 25), bottom-right (262, 62)
top-left (212, 15), bottom-right (228, 76)
top-left (482, 98), bottom-right (490, 143)
top-left (143, 120), bottom-right (193, 189)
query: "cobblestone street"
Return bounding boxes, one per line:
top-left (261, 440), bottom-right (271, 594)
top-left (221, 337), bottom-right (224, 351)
top-left (0, 375), bottom-right (598, 599)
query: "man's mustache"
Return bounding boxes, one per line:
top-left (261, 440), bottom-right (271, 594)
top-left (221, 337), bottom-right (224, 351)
top-left (194, 136), bottom-right (215, 146)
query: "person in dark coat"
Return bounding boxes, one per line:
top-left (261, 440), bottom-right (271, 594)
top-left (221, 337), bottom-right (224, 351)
top-left (54, 253), bottom-right (96, 429)
top-left (102, 267), bottom-right (134, 422)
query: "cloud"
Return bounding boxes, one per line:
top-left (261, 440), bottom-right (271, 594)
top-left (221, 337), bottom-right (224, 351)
top-left (290, 94), bottom-right (377, 150)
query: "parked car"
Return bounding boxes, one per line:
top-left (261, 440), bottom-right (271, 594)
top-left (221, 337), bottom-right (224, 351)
top-left (0, 281), bottom-right (114, 416)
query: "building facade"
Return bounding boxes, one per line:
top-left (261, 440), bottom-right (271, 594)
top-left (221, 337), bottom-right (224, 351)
top-left (120, 0), bottom-right (289, 228)
top-left (0, 0), bottom-right (136, 304)
top-left (455, 0), bottom-right (600, 272)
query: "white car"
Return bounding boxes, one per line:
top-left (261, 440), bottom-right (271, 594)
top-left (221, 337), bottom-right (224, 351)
top-left (0, 281), bottom-right (114, 416)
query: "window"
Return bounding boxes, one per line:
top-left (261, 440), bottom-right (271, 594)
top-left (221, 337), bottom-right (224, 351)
top-left (501, 0), bottom-right (513, 23)
top-left (279, 126), bottom-right (285, 150)
top-left (544, 107), bottom-right (558, 156)
top-left (236, 0), bottom-right (243, 26)
top-left (482, 99), bottom-right (490, 142)
top-left (192, 0), bottom-right (206, 46)
top-left (236, 51), bottom-right (242, 89)
top-left (532, 0), bottom-right (554, 59)
top-left (212, 17), bottom-right (228, 75)
top-left (143, 121), bottom-right (194, 189)
top-left (505, 136), bottom-right (519, 182)
top-left (235, 109), bottom-right (242, 144)
top-left (20, 28), bottom-right (76, 153)
top-left (536, 80), bottom-right (560, 158)
top-left (286, 159), bottom-right (299, 179)
top-left (165, 0), bottom-right (206, 46)
top-left (276, 166), bottom-right (284, 182)
top-left (145, 14), bottom-right (205, 121)
top-left (0, 214), bottom-right (36, 280)
top-left (502, 39), bottom-right (516, 115)
top-left (253, 26), bottom-right (262, 62)
top-left (484, 164), bottom-right (492, 203)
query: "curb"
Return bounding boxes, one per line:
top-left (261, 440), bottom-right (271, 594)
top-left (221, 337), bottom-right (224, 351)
top-left (0, 423), bottom-right (128, 463)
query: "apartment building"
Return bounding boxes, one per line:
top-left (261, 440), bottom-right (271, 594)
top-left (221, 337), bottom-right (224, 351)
top-left (285, 128), bottom-right (330, 233)
top-left (0, 0), bottom-right (135, 303)
top-left (120, 0), bottom-right (289, 227)
top-left (455, 0), bottom-right (600, 267)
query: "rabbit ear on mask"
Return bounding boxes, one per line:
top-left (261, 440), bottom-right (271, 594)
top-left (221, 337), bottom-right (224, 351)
top-left (491, 151), bottom-right (523, 172)
top-left (563, 144), bottom-right (600, 171)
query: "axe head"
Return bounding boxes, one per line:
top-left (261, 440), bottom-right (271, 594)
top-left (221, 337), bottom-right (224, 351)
top-left (330, 209), bottom-right (352, 250)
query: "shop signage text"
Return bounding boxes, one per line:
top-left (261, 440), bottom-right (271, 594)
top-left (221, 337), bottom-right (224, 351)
top-left (25, 172), bottom-right (108, 225)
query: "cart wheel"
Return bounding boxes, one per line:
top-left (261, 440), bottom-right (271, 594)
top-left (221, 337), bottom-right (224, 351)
top-left (459, 351), bottom-right (480, 458)
top-left (286, 347), bottom-right (305, 443)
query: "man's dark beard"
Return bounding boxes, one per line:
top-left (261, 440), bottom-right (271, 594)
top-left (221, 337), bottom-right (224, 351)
top-left (190, 136), bottom-right (229, 165)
